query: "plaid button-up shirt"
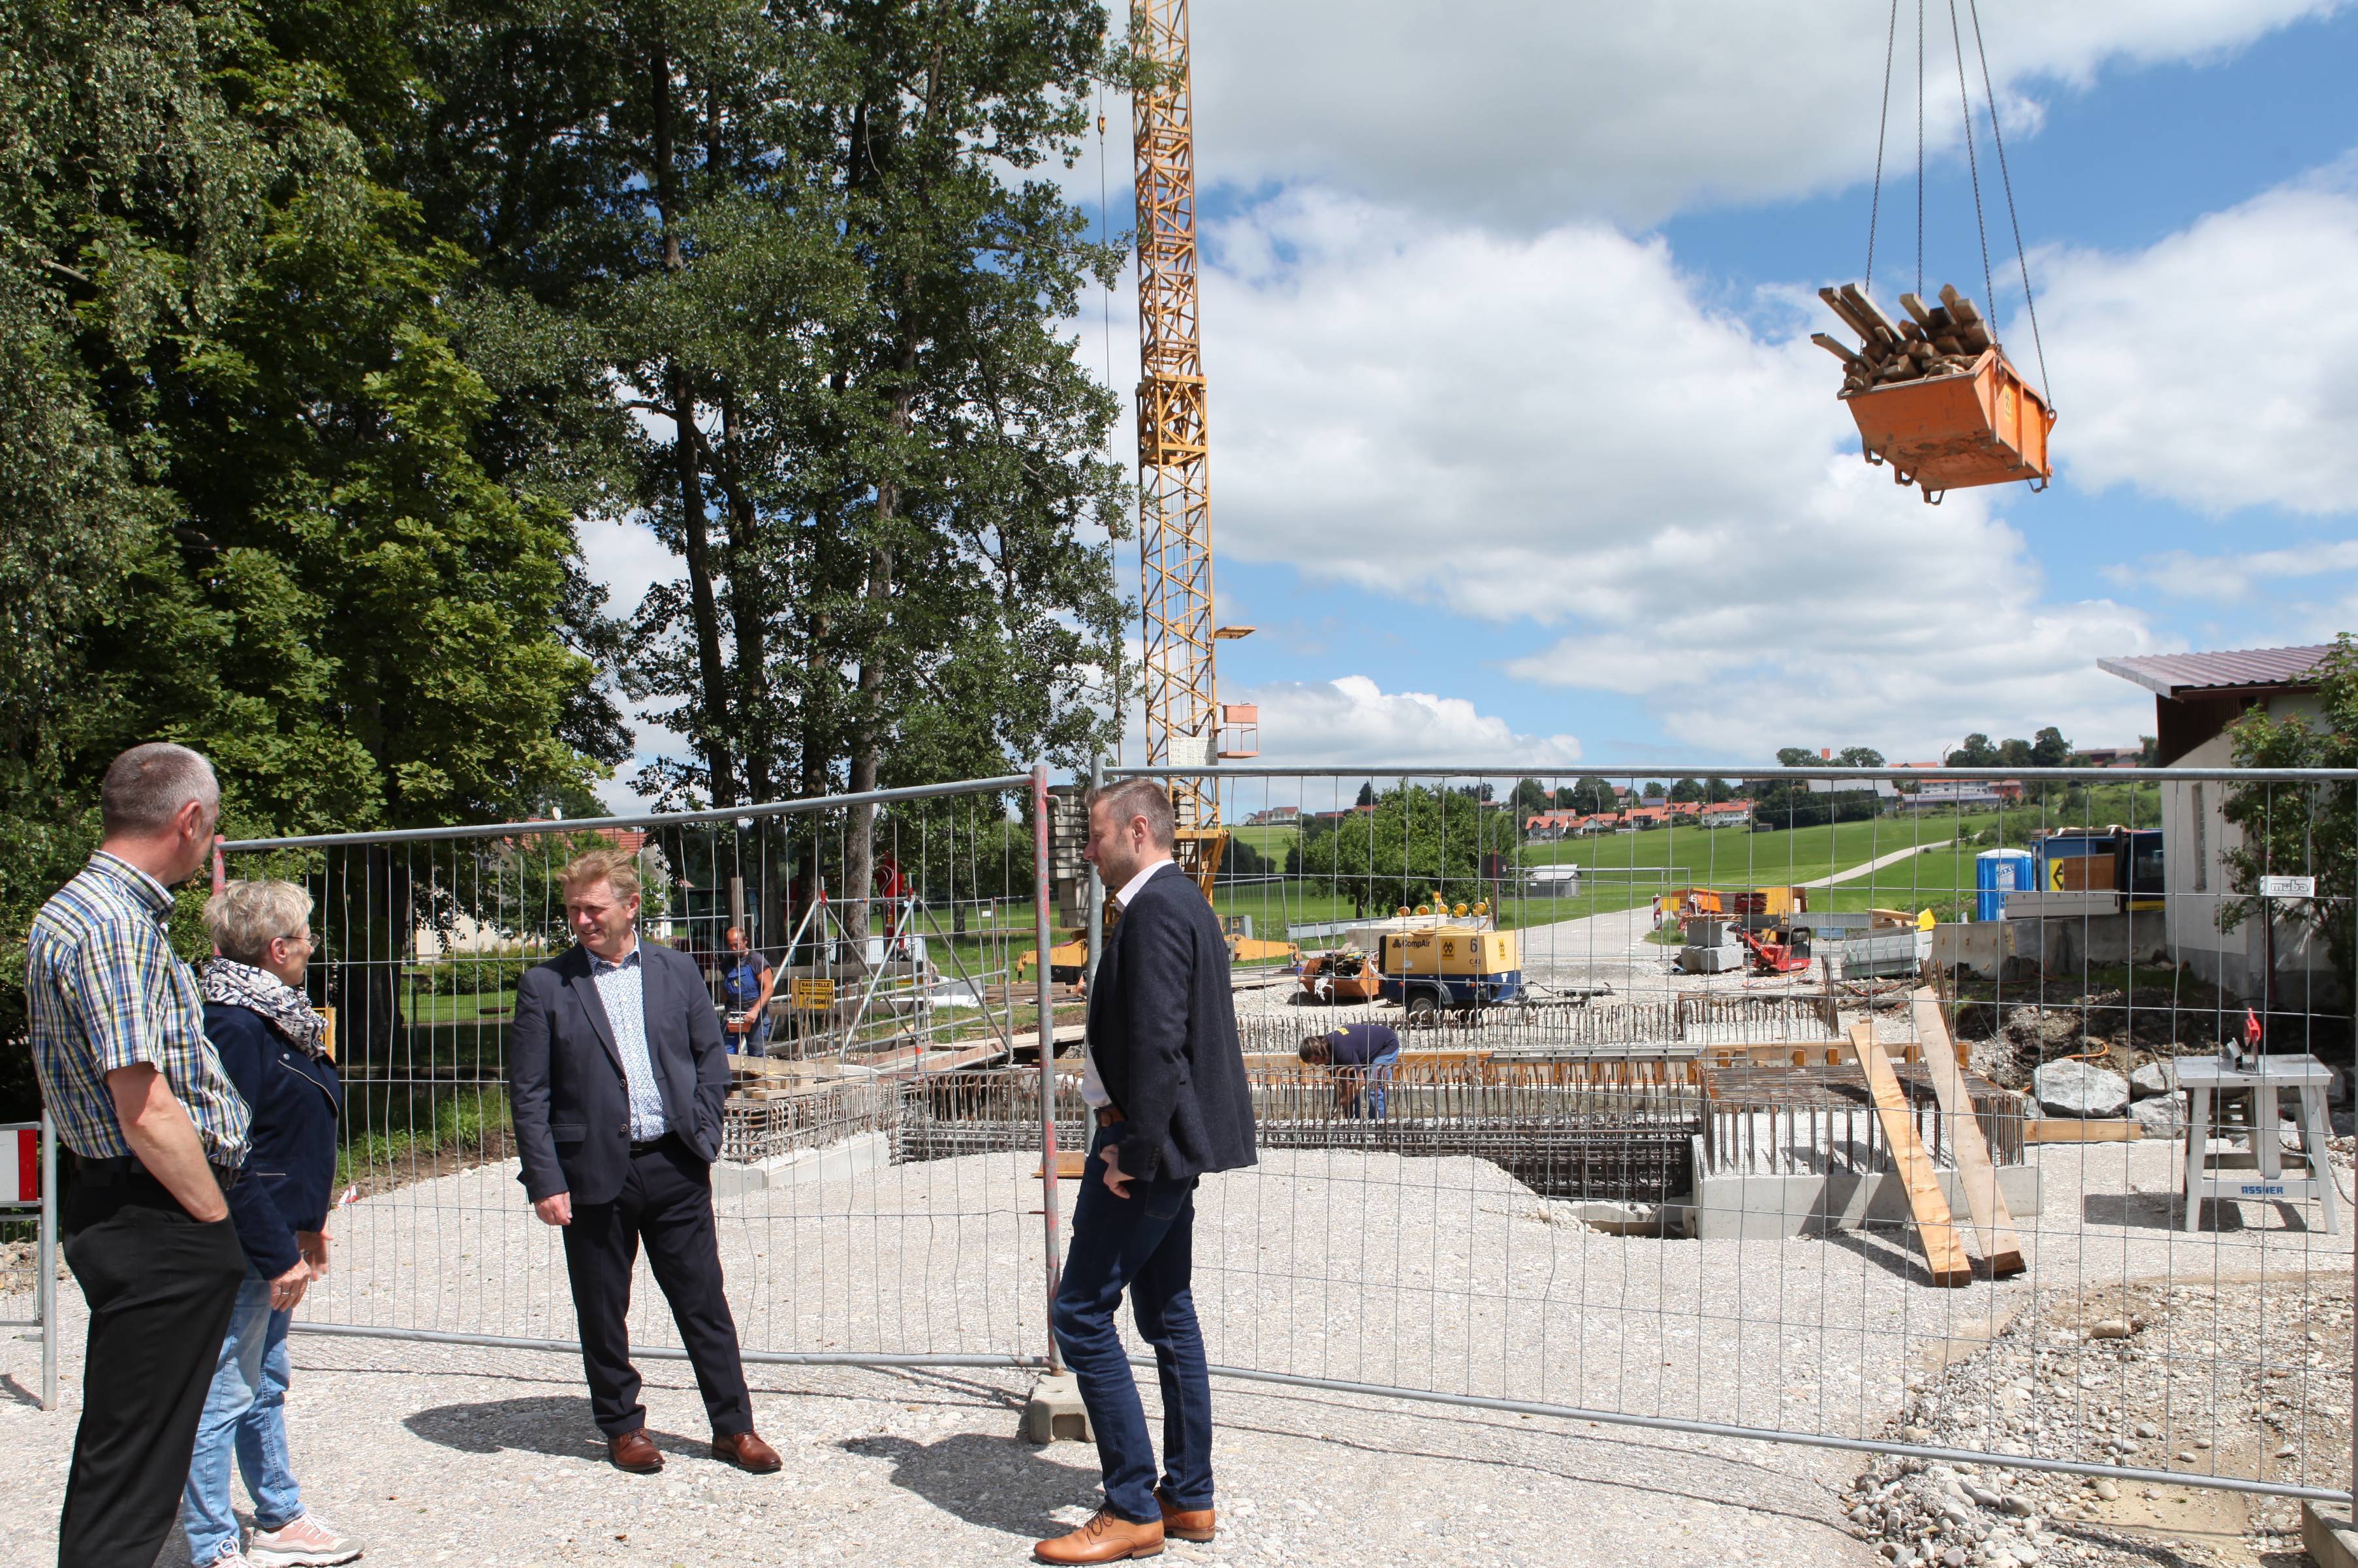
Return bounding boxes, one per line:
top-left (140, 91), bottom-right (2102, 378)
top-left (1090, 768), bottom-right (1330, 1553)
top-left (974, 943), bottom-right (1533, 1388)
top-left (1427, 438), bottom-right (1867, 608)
top-left (588, 943), bottom-right (669, 1140)
top-left (25, 851), bottom-right (252, 1165)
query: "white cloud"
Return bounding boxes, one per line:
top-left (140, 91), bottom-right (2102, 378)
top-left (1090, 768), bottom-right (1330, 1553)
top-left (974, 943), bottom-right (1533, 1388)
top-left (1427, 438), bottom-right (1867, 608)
top-left (1188, 189), bottom-right (2158, 758)
top-left (2036, 165), bottom-right (2358, 514)
top-left (1163, 0), bottom-right (2340, 226)
top-left (2107, 539), bottom-right (2358, 599)
top-left (1233, 674), bottom-right (1581, 768)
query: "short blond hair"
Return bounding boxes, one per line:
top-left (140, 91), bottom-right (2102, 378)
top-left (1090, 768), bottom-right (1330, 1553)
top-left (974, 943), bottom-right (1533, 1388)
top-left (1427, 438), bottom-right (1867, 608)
top-left (204, 879), bottom-right (314, 965)
top-left (560, 847), bottom-right (642, 904)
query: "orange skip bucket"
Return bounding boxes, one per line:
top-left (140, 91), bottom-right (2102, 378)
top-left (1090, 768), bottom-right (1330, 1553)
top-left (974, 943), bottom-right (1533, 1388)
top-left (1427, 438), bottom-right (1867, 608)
top-left (1842, 347), bottom-right (2054, 503)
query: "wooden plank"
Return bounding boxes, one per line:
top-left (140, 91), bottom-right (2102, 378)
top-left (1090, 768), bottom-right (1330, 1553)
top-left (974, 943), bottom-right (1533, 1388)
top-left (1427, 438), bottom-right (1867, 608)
top-left (1938, 284), bottom-right (1981, 324)
top-left (1847, 1023), bottom-right (1973, 1287)
top-left (1840, 284), bottom-right (1905, 344)
top-left (1911, 990), bottom-right (2024, 1276)
top-left (1811, 332), bottom-right (1863, 366)
top-left (1898, 291), bottom-right (1939, 330)
top-left (1033, 1152), bottom-right (1088, 1180)
top-left (2024, 1120), bottom-right (2141, 1144)
top-left (1819, 285), bottom-right (1881, 342)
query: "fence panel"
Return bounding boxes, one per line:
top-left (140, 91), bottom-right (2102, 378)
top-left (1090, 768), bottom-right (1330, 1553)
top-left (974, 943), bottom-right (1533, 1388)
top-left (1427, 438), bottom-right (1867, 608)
top-left (1089, 762), bottom-right (2355, 1509)
top-left (219, 774), bottom-right (1059, 1371)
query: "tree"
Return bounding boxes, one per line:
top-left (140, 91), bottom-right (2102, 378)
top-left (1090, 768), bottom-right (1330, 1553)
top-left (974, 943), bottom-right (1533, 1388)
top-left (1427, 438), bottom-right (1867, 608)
top-left (1835, 746), bottom-right (1885, 768)
top-left (1668, 777), bottom-right (1703, 803)
top-left (2218, 634), bottom-right (2357, 988)
top-left (1998, 738), bottom-right (2034, 768)
top-left (1776, 746), bottom-right (1819, 768)
top-left (1552, 777), bottom-right (1612, 813)
top-left (1703, 775), bottom-right (1736, 803)
top-left (1641, 779), bottom-right (1665, 799)
top-left (2030, 727), bottom-right (2073, 768)
top-left (1948, 734), bottom-right (1998, 766)
top-left (1, 0), bottom-right (619, 1107)
top-left (1355, 780), bottom-right (1376, 808)
top-left (1510, 777), bottom-right (1552, 817)
top-left (2137, 735), bottom-right (2160, 767)
top-left (1298, 785), bottom-right (1498, 917)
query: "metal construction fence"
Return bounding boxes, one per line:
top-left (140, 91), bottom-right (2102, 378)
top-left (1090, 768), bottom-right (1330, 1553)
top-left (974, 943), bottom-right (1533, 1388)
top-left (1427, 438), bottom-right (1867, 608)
top-left (184, 761), bottom-right (2357, 1514)
top-left (0, 1116), bottom-right (57, 1410)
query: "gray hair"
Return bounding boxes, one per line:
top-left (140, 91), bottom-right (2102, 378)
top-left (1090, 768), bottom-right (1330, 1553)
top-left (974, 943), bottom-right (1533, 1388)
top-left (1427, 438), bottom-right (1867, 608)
top-left (1084, 777), bottom-right (1177, 851)
top-left (101, 742), bottom-right (219, 836)
top-left (204, 879), bottom-right (314, 965)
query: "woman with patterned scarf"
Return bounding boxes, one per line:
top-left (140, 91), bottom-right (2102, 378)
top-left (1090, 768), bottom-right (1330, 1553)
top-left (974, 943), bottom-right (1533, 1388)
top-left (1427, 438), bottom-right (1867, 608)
top-left (180, 880), bottom-right (364, 1568)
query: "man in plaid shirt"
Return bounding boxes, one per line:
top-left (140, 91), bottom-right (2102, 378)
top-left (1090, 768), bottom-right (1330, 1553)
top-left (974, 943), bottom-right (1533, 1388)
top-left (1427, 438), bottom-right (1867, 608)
top-left (26, 743), bottom-right (254, 1568)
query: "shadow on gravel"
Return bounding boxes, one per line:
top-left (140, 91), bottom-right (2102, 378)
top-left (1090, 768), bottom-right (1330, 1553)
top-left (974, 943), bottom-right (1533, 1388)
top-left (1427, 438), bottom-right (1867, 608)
top-left (405, 1395), bottom-right (698, 1462)
top-left (841, 1432), bottom-right (1099, 1539)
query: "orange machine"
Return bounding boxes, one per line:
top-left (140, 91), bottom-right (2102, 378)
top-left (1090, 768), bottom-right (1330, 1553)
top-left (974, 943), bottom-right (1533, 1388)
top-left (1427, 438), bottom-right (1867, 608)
top-left (1844, 347), bottom-right (2054, 503)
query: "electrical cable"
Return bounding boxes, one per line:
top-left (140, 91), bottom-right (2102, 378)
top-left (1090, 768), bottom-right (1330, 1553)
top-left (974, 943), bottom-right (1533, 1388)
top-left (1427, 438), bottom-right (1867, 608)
top-left (1946, 0), bottom-right (1997, 349)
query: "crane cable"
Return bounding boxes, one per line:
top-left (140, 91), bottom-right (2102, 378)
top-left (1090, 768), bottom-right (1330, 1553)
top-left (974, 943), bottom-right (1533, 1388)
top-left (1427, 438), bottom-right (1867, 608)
top-left (1966, 0), bottom-right (2054, 409)
top-left (1860, 0), bottom-right (2052, 411)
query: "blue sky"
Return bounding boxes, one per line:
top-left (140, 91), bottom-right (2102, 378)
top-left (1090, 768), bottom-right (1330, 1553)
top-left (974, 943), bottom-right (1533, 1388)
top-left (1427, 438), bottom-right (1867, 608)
top-left (586, 1), bottom-right (2358, 801)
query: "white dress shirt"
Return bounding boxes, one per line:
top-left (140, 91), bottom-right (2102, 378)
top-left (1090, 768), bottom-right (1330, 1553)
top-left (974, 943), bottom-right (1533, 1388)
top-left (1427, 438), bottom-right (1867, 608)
top-left (588, 939), bottom-right (669, 1140)
top-left (1080, 856), bottom-right (1174, 1111)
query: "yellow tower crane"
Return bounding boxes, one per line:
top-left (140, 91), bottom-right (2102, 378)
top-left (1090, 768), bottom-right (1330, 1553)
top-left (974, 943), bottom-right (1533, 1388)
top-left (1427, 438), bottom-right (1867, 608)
top-left (1130, 0), bottom-right (1256, 896)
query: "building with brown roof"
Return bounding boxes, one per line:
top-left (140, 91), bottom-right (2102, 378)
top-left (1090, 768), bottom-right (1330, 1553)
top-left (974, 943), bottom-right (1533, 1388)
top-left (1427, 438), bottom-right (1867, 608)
top-left (2099, 644), bottom-right (2335, 1003)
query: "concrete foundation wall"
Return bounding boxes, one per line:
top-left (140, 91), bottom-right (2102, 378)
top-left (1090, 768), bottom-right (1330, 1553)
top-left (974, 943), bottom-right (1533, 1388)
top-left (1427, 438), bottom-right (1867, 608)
top-left (714, 1131), bottom-right (890, 1200)
top-left (1691, 1163), bottom-right (2043, 1241)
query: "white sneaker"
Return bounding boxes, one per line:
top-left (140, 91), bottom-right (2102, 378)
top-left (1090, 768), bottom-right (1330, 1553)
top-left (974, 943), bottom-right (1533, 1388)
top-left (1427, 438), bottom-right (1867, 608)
top-left (248, 1513), bottom-right (364, 1567)
top-left (202, 1551), bottom-right (253, 1568)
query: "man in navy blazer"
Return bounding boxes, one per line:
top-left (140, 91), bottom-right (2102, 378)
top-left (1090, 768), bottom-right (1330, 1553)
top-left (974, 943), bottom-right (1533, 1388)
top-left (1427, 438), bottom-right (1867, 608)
top-left (508, 848), bottom-right (780, 1477)
top-left (1035, 779), bottom-right (1256, 1565)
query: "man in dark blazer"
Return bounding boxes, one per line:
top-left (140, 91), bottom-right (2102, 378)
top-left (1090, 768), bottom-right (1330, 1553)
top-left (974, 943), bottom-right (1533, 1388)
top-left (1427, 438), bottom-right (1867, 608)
top-left (508, 848), bottom-right (781, 1477)
top-left (1035, 779), bottom-right (1256, 1565)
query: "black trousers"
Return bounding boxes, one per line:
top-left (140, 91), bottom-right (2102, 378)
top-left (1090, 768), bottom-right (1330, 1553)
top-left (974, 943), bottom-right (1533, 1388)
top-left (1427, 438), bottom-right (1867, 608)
top-left (57, 1171), bottom-right (247, 1568)
top-left (559, 1135), bottom-right (752, 1437)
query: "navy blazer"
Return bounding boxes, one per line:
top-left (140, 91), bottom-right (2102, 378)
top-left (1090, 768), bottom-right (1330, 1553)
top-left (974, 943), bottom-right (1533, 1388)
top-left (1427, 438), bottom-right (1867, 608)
top-left (507, 941), bottom-right (729, 1206)
top-left (1086, 864), bottom-right (1257, 1182)
top-left (206, 1002), bottom-right (343, 1279)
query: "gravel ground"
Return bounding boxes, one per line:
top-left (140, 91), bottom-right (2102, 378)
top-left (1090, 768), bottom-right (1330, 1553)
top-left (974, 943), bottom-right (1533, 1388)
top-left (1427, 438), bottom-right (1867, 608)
top-left (0, 1291), bottom-right (1885, 1567)
top-left (1843, 1274), bottom-right (2353, 1567)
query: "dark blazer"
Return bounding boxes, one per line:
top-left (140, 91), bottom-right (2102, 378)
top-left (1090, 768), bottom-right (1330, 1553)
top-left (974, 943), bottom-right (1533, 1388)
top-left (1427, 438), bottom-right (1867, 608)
top-left (208, 1002), bottom-right (343, 1280)
top-left (1087, 863), bottom-right (1256, 1182)
top-left (509, 941), bottom-right (729, 1206)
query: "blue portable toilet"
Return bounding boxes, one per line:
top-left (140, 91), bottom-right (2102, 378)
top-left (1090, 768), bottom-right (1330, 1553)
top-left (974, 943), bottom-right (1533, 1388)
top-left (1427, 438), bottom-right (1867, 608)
top-left (1975, 848), bottom-right (2034, 921)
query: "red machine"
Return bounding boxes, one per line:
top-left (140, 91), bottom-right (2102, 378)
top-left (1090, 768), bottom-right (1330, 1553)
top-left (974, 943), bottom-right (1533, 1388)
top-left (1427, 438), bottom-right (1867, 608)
top-left (1735, 924), bottom-right (1815, 977)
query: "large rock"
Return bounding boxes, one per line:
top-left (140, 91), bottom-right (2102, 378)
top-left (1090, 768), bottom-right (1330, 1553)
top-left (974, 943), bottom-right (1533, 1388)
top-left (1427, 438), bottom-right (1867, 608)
top-left (2130, 1092), bottom-right (2186, 1137)
top-left (2004, 1007), bottom-right (2081, 1051)
top-left (2034, 1059), bottom-right (2130, 1118)
top-left (2130, 1059), bottom-right (2180, 1100)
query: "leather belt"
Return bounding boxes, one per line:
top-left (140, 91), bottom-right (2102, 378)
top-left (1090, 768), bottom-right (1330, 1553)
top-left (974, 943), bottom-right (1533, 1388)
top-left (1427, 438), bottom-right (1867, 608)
top-left (1094, 1107), bottom-right (1124, 1129)
top-left (71, 1150), bottom-right (243, 1189)
top-left (629, 1135), bottom-right (672, 1155)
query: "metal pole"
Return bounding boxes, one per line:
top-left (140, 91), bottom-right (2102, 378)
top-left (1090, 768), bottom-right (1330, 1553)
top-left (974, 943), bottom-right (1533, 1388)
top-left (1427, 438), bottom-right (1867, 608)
top-left (38, 1110), bottom-right (56, 1411)
top-left (1086, 755), bottom-right (1105, 988)
top-left (1031, 764), bottom-right (1064, 1373)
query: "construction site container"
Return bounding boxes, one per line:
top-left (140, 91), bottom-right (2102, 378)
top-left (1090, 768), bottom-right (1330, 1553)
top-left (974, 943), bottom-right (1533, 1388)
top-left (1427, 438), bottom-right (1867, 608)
top-left (1975, 848), bottom-right (2034, 921)
top-left (1843, 348), bottom-right (2054, 501)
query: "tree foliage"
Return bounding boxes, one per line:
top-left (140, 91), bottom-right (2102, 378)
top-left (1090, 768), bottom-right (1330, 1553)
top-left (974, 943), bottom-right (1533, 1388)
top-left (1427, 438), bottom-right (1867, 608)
top-left (1297, 785), bottom-right (1513, 917)
top-left (2219, 634), bottom-right (2356, 986)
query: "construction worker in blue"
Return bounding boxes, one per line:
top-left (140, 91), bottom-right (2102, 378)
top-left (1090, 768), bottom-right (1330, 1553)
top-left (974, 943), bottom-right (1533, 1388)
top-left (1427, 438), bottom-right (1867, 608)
top-left (719, 926), bottom-right (778, 1056)
top-left (1298, 1022), bottom-right (1402, 1119)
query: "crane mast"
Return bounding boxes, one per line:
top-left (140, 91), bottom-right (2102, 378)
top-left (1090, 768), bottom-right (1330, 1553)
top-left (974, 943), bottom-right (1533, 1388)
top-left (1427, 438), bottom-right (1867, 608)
top-left (1131, 0), bottom-right (1223, 840)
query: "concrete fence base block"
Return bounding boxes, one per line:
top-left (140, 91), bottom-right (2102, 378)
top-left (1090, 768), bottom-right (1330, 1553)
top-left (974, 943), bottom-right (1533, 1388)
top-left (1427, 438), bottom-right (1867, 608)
top-left (1022, 1372), bottom-right (1092, 1445)
top-left (2306, 1503), bottom-right (2358, 1568)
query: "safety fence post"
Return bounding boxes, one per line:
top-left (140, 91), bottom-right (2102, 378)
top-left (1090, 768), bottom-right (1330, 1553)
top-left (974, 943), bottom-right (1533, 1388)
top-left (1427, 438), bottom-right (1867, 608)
top-left (1032, 763), bottom-right (1063, 1371)
top-left (39, 1110), bottom-right (56, 1411)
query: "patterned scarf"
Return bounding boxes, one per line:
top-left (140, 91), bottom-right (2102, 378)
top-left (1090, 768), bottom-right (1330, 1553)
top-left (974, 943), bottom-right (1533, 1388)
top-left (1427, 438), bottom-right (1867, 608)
top-left (200, 958), bottom-right (329, 1058)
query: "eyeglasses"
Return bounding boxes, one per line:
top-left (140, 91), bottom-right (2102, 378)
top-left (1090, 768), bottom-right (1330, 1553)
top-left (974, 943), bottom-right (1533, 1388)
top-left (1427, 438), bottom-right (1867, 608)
top-left (277, 930), bottom-right (319, 949)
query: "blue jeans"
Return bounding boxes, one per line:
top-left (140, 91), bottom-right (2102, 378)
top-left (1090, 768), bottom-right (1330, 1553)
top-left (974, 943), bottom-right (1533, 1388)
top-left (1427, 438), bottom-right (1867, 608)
top-left (1049, 1122), bottom-right (1213, 1524)
top-left (181, 1270), bottom-right (304, 1563)
top-left (1344, 1052), bottom-right (1400, 1118)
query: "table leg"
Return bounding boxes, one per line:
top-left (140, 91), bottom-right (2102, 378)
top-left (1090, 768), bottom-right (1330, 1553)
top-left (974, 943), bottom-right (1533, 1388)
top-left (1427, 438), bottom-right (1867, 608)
top-left (2183, 1085), bottom-right (2210, 1233)
top-left (2302, 1087), bottom-right (2340, 1236)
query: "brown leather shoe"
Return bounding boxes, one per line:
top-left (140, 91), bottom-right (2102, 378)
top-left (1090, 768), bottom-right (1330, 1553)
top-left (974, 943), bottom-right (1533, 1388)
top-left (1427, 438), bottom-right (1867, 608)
top-left (1155, 1488), bottom-right (1215, 1543)
top-left (712, 1429), bottom-right (782, 1473)
top-left (608, 1428), bottom-right (663, 1473)
top-left (1033, 1506), bottom-right (1164, 1563)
